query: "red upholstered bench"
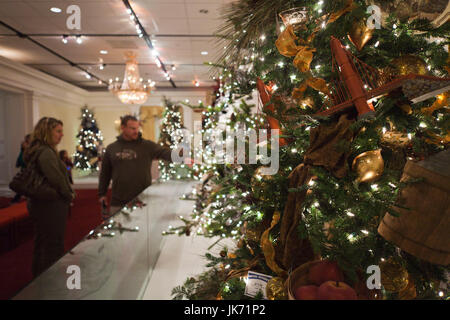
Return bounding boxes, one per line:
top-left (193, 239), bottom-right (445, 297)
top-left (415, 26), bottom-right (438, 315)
top-left (0, 202), bottom-right (31, 253)
top-left (0, 213), bottom-right (14, 253)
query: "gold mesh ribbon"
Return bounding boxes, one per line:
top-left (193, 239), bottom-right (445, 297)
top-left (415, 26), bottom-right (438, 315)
top-left (292, 83), bottom-right (308, 100)
top-left (275, 25), bottom-right (316, 73)
top-left (275, 25), bottom-right (300, 57)
top-left (276, 0), bottom-right (355, 74)
top-left (292, 77), bottom-right (331, 101)
top-left (260, 211), bottom-right (287, 276)
top-left (294, 46), bottom-right (316, 73)
top-left (307, 77), bottom-right (331, 97)
top-left (327, 0), bottom-right (356, 24)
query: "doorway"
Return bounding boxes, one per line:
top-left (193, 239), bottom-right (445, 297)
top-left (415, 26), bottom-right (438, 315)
top-left (0, 89), bottom-right (27, 196)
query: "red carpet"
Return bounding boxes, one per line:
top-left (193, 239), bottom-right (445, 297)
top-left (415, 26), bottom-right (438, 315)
top-left (0, 189), bottom-right (109, 300)
top-left (0, 197), bottom-right (16, 209)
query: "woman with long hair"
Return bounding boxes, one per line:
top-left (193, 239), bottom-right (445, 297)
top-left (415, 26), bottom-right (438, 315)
top-left (24, 117), bottom-right (75, 278)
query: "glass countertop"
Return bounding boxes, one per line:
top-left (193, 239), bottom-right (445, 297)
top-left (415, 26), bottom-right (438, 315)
top-left (13, 181), bottom-right (195, 300)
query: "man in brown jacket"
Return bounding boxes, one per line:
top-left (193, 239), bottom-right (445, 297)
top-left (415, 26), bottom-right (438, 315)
top-left (98, 115), bottom-right (177, 214)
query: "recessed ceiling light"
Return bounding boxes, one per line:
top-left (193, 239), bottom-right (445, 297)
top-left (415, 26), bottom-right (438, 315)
top-left (50, 7), bottom-right (62, 13)
top-left (100, 50), bottom-right (108, 55)
top-left (201, 51), bottom-right (208, 55)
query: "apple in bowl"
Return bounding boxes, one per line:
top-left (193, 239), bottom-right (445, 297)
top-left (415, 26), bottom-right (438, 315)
top-left (294, 285), bottom-right (319, 300)
top-left (308, 260), bottom-right (345, 285)
top-left (317, 281), bottom-right (358, 300)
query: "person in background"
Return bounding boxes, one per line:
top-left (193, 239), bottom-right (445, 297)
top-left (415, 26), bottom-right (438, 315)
top-left (24, 117), bottom-right (75, 278)
top-left (98, 115), bottom-right (188, 214)
top-left (10, 134), bottom-right (31, 204)
top-left (59, 150), bottom-right (74, 185)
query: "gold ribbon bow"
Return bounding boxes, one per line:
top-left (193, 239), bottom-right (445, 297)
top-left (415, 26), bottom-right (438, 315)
top-left (260, 211), bottom-right (287, 276)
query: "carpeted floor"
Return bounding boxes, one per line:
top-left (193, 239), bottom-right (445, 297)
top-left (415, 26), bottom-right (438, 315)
top-left (0, 197), bottom-right (15, 209)
top-left (0, 189), bottom-right (109, 300)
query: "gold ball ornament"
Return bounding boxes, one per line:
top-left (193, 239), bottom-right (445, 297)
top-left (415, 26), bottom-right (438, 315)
top-left (399, 103), bottom-right (413, 115)
top-left (398, 274), bottom-right (417, 300)
top-left (390, 55), bottom-right (428, 77)
top-left (380, 258), bottom-right (409, 293)
top-left (348, 18), bottom-right (374, 51)
top-left (352, 149), bottom-right (384, 183)
top-left (251, 167), bottom-right (274, 200)
top-left (298, 96), bottom-right (315, 109)
top-left (266, 277), bottom-right (287, 300)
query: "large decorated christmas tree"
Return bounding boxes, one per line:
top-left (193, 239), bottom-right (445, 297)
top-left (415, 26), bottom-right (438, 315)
top-left (168, 0), bottom-right (449, 300)
top-left (73, 106), bottom-right (104, 172)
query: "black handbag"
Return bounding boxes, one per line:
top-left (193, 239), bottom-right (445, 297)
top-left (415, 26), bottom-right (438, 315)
top-left (9, 149), bottom-right (59, 200)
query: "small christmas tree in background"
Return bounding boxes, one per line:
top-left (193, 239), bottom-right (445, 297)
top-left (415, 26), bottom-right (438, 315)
top-left (73, 106), bottom-right (104, 173)
top-left (158, 97), bottom-right (191, 181)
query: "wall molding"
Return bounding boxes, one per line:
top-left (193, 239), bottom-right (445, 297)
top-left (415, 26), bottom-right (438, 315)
top-left (0, 55), bottom-right (88, 106)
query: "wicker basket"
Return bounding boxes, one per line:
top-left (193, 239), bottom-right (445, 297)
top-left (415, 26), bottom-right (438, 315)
top-left (378, 149), bottom-right (450, 265)
top-left (284, 260), bottom-right (383, 300)
top-left (284, 260), bottom-right (322, 300)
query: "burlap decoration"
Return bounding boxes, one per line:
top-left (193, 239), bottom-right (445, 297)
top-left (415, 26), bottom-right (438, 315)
top-left (304, 113), bottom-right (355, 179)
top-left (280, 114), bottom-right (355, 270)
top-left (279, 163), bottom-right (316, 270)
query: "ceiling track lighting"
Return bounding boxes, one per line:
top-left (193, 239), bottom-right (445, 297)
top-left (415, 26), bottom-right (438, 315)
top-left (121, 0), bottom-right (176, 88)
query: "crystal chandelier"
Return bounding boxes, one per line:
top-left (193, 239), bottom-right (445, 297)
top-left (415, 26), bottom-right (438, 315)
top-left (109, 51), bottom-right (155, 104)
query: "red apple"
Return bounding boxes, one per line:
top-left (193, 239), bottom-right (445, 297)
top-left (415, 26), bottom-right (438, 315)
top-left (294, 285), bottom-right (319, 300)
top-left (308, 260), bottom-right (345, 285)
top-left (317, 281), bottom-right (358, 300)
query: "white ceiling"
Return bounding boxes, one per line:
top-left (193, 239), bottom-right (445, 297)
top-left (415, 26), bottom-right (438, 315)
top-left (0, 0), bottom-right (233, 90)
